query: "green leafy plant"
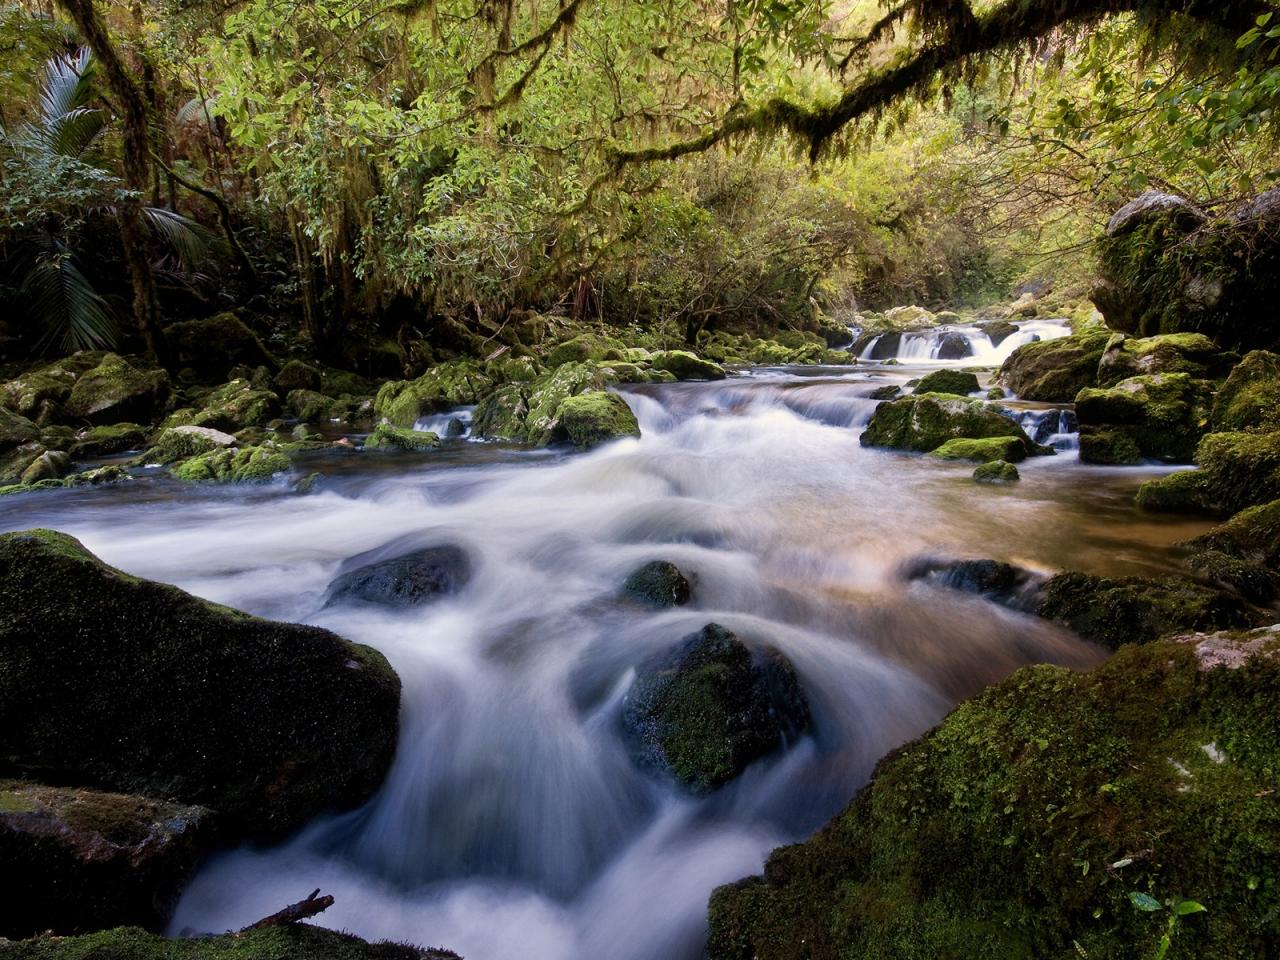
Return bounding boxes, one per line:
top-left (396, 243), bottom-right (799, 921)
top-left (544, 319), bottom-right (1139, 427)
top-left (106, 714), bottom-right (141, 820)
top-left (1129, 890), bottom-right (1208, 960)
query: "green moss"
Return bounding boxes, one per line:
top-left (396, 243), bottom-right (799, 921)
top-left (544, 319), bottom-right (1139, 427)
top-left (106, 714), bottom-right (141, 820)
top-left (709, 637), bottom-right (1280, 960)
top-left (1185, 551), bottom-right (1276, 603)
top-left (1136, 470), bottom-right (1214, 514)
top-left (171, 445), bottom-right (290, 483)
top-left (649, 350), bottom-right (726, 381)
top-left (0, 529), bottom-right (400, 841)
top-left (997, 331), bottom-right (1110, 401)
top-left (1195, 430), bottom-right (1280, 514)
top-left (146, 426), bottom-right (235, 464)
top-left (1076, 373), bottom-right (1213, 464)
top-left (274, 360), bottom-right (322, 394)
top-left (553, 391), bottom-right (640, 449)
top-left (1037, 571), bottom-right (1251, 649)
top-left (861, 393), bottom-right (1033, 454)
top-left (1096, 332), bottom-right (1230, 387)
top-left (1078, 427), bottom-right (1144, 465)
top-left (1210, 351), bottom-right (1280, 433)
top-left (363, 423), bottom-right (441, 452)
top-left (972, 460), bottom-right (1019, 483)
top-left (1185, 500), bottom-right (1280, 571)
top-left (0, 925), bottom-right (457, 960)
top-left (930, 436), bottom-right (1027, 463)
top-left (286, 389), bottom-right (335, 422)
top-left (546, 333), bottom-right (628, 367)
top-left (373, 360), bottom-right (497, 428)
top-left (62, 355), bottom-right (171, 426)
top-left (190, 380), bottom-right (281, 432)
top-left (622, 560), bottom-right (692, 608)
top-left (915, 370), bottom-right (980, 396)
top-left (69, 423), bottom-right (147, 458)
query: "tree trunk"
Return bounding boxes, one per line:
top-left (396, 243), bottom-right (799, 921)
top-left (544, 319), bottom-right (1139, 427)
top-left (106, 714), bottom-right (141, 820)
top-left (55, 0), bottom-right (168, 364)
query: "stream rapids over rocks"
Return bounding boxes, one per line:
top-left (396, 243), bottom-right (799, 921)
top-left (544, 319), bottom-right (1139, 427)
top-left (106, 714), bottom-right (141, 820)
top-left (0, 354), bottom-right (1217, 960)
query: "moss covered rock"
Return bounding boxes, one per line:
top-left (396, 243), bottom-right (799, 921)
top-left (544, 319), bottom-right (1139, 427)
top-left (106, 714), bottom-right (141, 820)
top-left (190, 380), bottom-right (280, 432)
top-left (1185, 499), bottom-right (1280, 573)
top-left (63, 355), bottom-right (171, 426)
top-left (164, 314), bottom-right (275, 381)
top-left (69, 423), bottom-right (147, 458)
top-left (326, 543), bottom-right (471, 608)
top-left (0, 530), bottom-right (400, 840)
top-left (914, 369), bottom-right (979, 396)
top-left (997, 331), bottom-right (1111, 401)
top-left (649, 350), bottom-right (726, 381)
top-left (552, 391), bottom-right (640, 449)
top-left (1210, 350), bottom-right (1280, 433)
top-left (145, 426), bottom-right (237, 464)
top-left (273, 360), bottom-right (322, 394)
top-left (972, 460), bottom-right (1019, 484)
top-left (20, 450), bottom-right (70, 484)
top-left (622, 560), bottom-right (692, 608)
top-left (0, 408), bottom-right (40, 452)
top-left (1194, 430), bottom-right (1280, 514)
top-left (1076, 373), bottom-right (1213, 464)
top-left (1136, 469), bottom-right (1214, 513)
top-left (1, 355), bottom-right (100, 421)
top-left (545, 332), bottom-right (627, 367)
top-left (1096, 332), bottom-right (1232, 387)
top-left (931, 436), bottom-right (1029, 463)
top-left (285, 389), bottom-right (335, 423)
top-left (1036, 571), bottom-right (1251, 649)
top-left (363, 423), bottom-right (441, 452)
top-left (171, 445), bottom-right (290, 483)
top-left (621, 623), bottom-right (811, 795)
top-left (861, 393), bottom-right (1034, 454)
top-left (0, 780), bottom-right (213, 938)
top-left (374, 361), bottom-right (497, 428)
top-left (0, 925), bottom-right (458, 959)
top-left (1185, 550), bottom-right (1277, 604)
top-left (708, 632), bottom-right (1280, 960)
top-left (472, 362), bottom-right (643, 445)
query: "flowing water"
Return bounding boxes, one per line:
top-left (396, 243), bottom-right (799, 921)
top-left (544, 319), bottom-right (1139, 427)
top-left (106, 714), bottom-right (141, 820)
top-left (857, 317), bottom-right (1072, 364)
top-left (0, 362), bottom-right (1215, 960)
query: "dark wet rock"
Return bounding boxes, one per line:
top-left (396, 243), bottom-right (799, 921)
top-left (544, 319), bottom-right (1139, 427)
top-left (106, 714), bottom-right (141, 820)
top-left (972, 460), bottom-right (1019, 484)
top-left (621, 623), bottom-right (811, 794)
top-left (933, 333), bottom-right (972, 360)
top-left (62, 355), bottom-right (171, 426)
top-left (622, 560), bottom-right (692, 608)
top-left (1036, 571), bottom-right (1252, 649)
top-left (997, 331), bottom-right (1110, 401)
top-left (0, 530), bottom-right (401, 840)
top-left (707, 633), bottom-right (1280, 960)
top-left (867, 384), bottom-right (901, 401)
top-left (914, 370), bottom-right (979, 396)
top-left (445, 417), bottom-right (467, 438)
top-left (860, 393), bottom-right (1036, 454)
top-left (326, 543), bottom-right (471, 608)
top-left (902, 557), bottom-right (1041, 608)
top-left (0, 780), bottom-right (214, 938)
top-left (164, 313), bottom-right (276, 380)
top-left (0, 925), bottom-right (460, 959)
top-left (978, 319), bottom-right (1019, 345)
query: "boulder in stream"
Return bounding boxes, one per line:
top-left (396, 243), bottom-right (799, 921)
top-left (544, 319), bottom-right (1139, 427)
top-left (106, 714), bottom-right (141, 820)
top-left (1076, 372), bottom-right (1213, 464)
top-left (972, 460), bottom-right (1019, 484)
top-left (650, 350), bottom-right (726, 381)
top-left (860, 393), bottom-right (1036, 455)
top-left (997, 330), bottom-right (1110, 401)
top-left (326, 542), bottom-right (472, 608)
top-left (363, 423), bottom-right (441, 452)
top-left (622, 560), bottom-right (692, 608)
top-left (1210, 349), bottom-right (1280, 433)
top-left (621, 623), bottom-right (811, 794)
top-left (553, 391), bottom-right (641, 449)
top-left (62, 354), bottom-right (171, 426)
top-left (913, 369), bottom-right (979, 396)
top-left (0, 529), bottom-right (401, 840)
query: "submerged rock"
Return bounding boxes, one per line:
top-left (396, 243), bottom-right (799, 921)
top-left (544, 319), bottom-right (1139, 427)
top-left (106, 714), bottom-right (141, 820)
top-left (860, 393), bottom-right (1035, 454)
top-left (997, 331), bottom-right (1110, 401)
top-left (0, 780), bottom-right (214, 938)
top-left (902, 556), bottom-right (1039, 606)
top-left (930, 436), bottom-right (1029, 463)
top-left (553, 391), bottom-right (640, 449)
top-left (707, 633), bottom-right (1280, 960)
top-left (0, 530), bottom-right (401, 839)
top-left (622, 560), bottom-right (692, 608)
top-left (326, 543), bottom-right (471, 608)
top-left (913, 369), bottom-right (979, 396)
top-left (621, 623), bottom-right (811, 794)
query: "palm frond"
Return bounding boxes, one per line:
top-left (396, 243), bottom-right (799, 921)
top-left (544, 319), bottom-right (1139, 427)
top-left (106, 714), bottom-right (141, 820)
top-left (143, 206), bottom-right (224, 270)
top-left (40, 105), bottom-right (107, 158)
top-left (39, 47), bottom-right (95, 127)
top-left (18, 245), bottom-right (118, 353)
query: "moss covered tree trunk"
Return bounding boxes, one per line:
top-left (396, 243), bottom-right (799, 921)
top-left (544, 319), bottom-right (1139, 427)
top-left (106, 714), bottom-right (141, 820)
top-left (55, 0), bottom-right (169, 364)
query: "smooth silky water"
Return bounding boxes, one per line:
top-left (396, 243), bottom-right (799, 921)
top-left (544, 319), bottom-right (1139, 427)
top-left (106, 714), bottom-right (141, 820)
top-left (0, 362), bottom-right (1215, 960)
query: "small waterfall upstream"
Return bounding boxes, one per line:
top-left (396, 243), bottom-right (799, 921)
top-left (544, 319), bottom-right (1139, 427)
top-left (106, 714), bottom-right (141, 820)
top-left (0, 370), bottom-right (1204, 960)
top-left (857, 318), bottom-right (1072, 364)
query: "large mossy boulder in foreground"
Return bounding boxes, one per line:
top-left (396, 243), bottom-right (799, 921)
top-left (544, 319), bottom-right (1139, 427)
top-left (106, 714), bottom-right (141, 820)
top-left (621, 623), bottom-right (811, 794)
top-left (860, 393), bottom-right (1035, 454)
top-left (0, 781), bottom-right (213, 939)
top-left (708, 631), bottom-right (1280, 960)
top-left (552, 391), bottom-right (640, 449)
top-left (1076, 372), bottom-right (1213, 465)
top-left (62, 354), bottom-right (171, 426)
top-left (997, 330), bottom-right (1110, 401)
top-left (0, 530), bottom-right (401, 839)
top-left (1, 925), bottom-right (459, 960)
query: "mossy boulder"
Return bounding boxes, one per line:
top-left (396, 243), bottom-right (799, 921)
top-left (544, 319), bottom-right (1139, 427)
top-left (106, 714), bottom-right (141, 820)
top-left (649, 350), bottom-right (726, 381)
top-left (973, 460), bottom-right (1019, 483)
top-left (621, 623), bottom-right (811, 795)
top-left (1076, 373), bottom-right (1214, 464)
top-left (1, 355), bottom-right (99, 421)
top-left (978, 319), bottom-right (1019, 345)
top-left (472, 362), bottom-right (611, 445)
top-left (163, 314), bottom-right (275, 380)
top-left (1185, 499), bottom-right (1280, 573)
top-left (1185, 550), bottom-right (1277, 604)
top-left (708, 632), bottom-right (1280, 960)
top-left (273, 360), bottom-right (322, 394)
top-left (69, 423), bottom-right (147, 458)
top-left (20, 450), bottom-right (70, 484)
top-left (171, 445), bottom-right (290, 483)
top-left (0, 408), bottom-right (40, 452)
top-left (1096, 332), bottom-right (1232, 387)
top-left (914, 369), bottom-right (979, 396)
top-left (997, 331), bottom-right (1110, 401)
top-left (552, 391), bottom-right (640, 449)
top-left (1194, 430), bottom-right (1280, 514)
top-left (622, 560), bottom-right (692, 608)
top-left (363, 423), bottom-right (440, 453)
top-left (325, 542), bottom-right (471, 609)
top-left (0, 925), bottom-right (458, 959)
top-left (0, 529), bottom-right (400, 840)
top-left (861, 393), bottom-right (1035, 454)
top-left (145, 426), bottom-right (236, 464)
top-left (190, 380), bottom-right (280, 432)
top-left (930, 436), bottom-right (1029, 464)
top-left (867, 384), bottom-right (901, 401)
top-left (0, 780), bottom-right (214, 938)
top-left (373, 361), bottom-right (496, 428)
top-left (1136, 469), bottom-right (1214, 513)
top-left (285, 389), bottom-right (334, 423)
top-left (1210, 350), bottom-right (1280, 433)
top-left (882, 305), bottom-right (935, 329)
top-left (545, 332), bottom-right (627, 367)
top-left (1036, 571), bottom-right (1251, 649)
top-left (63, 355), bottom-right (171, 426)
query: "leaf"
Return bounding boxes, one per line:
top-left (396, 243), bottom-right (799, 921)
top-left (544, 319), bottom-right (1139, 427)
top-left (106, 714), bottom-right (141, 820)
top-left (1175, 900), bottom-right (1207, 916)
top-left (1129, 892), bottom-right (1162, 912)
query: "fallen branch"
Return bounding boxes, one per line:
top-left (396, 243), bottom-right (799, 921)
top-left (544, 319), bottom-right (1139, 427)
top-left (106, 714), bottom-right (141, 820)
top-left (241, 888), bottom-right (335, 930)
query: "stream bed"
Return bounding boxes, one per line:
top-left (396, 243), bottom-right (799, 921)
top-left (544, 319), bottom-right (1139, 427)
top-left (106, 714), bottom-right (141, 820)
top-left (0, 363), bottom-right (1215, 960)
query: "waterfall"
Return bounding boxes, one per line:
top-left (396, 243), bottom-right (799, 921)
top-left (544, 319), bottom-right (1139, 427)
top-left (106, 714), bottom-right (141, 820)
top-left (858, 318), bottom-right (1072, 365)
